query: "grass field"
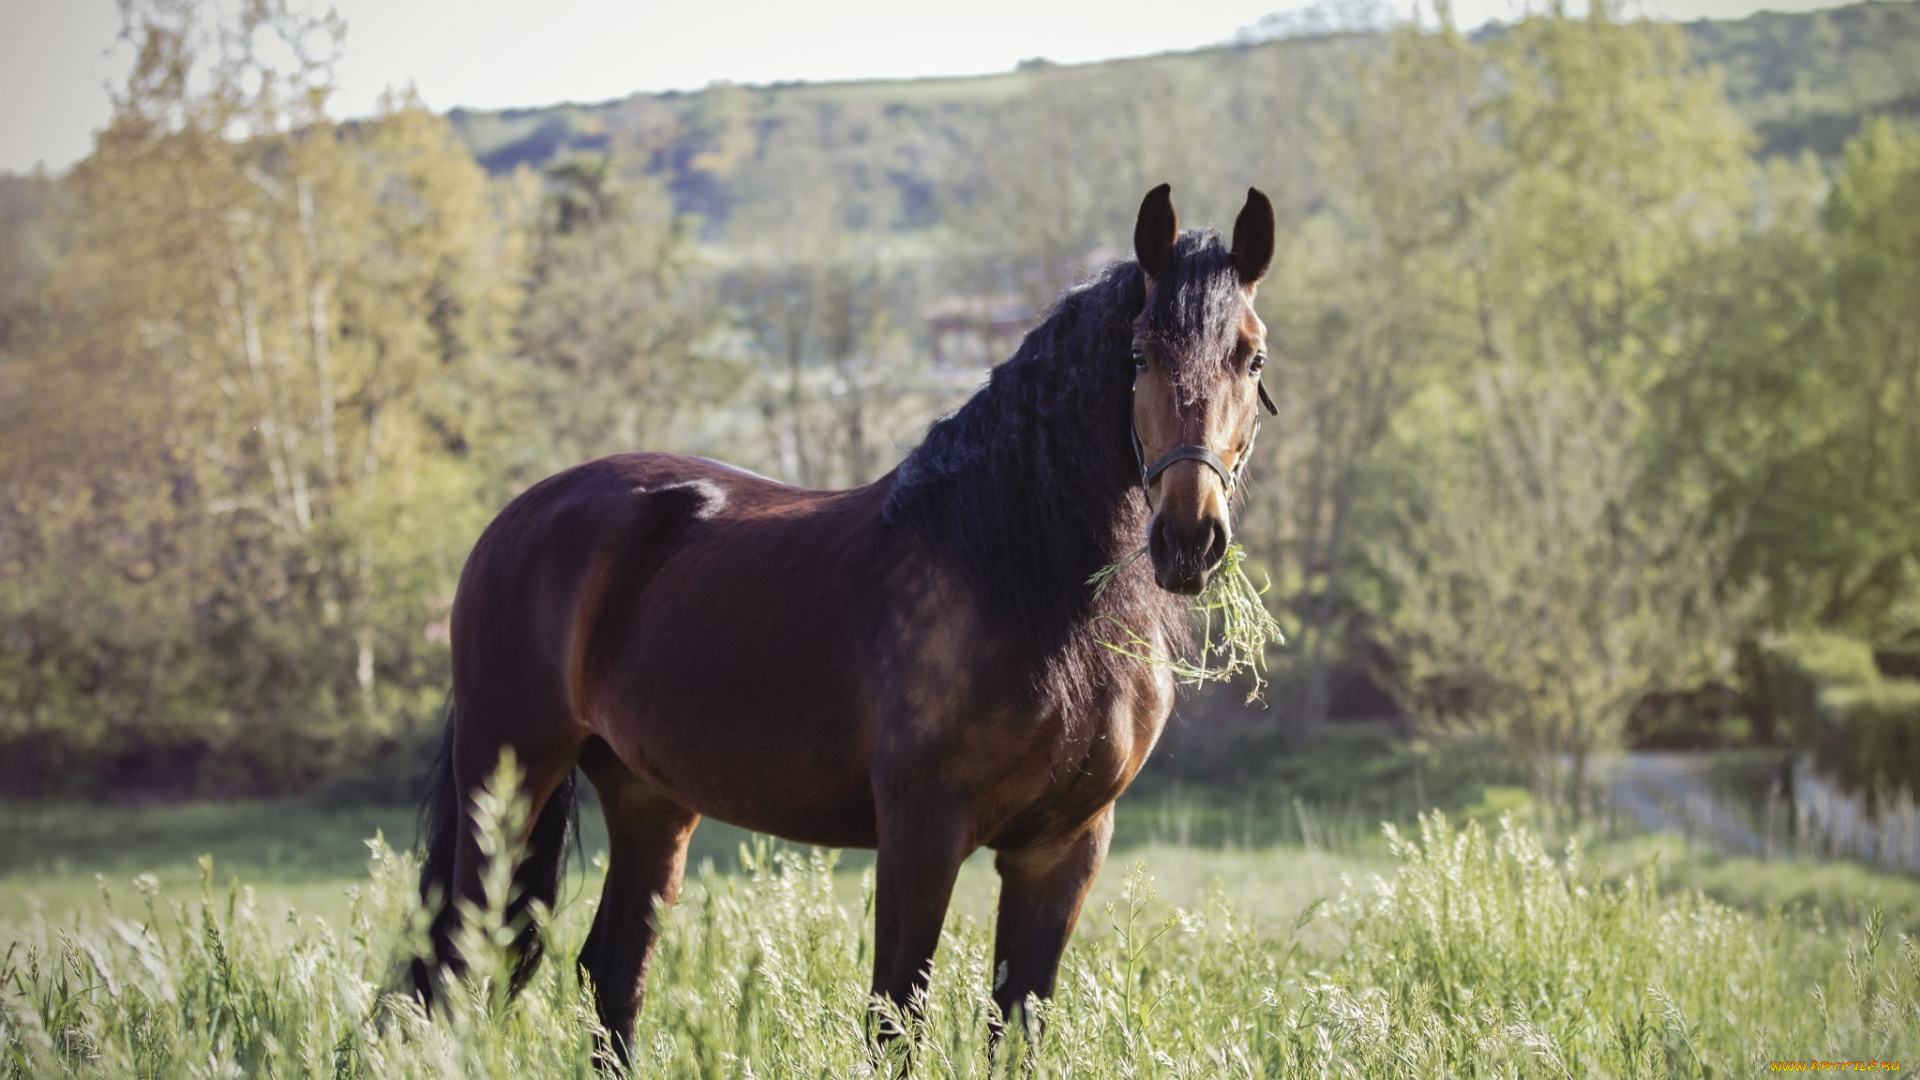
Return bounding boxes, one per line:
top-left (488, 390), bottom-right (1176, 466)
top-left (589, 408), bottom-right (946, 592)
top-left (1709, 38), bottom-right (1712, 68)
top-left (0, 796), bottom-right (1386, 950)
top-left (2, 789), bottom-right (1917, 1077)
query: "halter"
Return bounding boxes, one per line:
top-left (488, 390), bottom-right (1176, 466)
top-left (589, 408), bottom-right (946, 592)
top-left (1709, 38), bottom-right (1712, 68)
top-left (1129, 376), bottom-right (1277, 500)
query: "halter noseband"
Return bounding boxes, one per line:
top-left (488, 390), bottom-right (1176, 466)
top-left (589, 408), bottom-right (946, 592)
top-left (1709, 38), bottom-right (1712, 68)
top-left (1130, 376), bottom-right (1277, 499)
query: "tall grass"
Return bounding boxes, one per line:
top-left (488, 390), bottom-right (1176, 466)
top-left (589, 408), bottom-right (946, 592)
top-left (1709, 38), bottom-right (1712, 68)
top-left (3, 776), bottom-right (1916, 1077)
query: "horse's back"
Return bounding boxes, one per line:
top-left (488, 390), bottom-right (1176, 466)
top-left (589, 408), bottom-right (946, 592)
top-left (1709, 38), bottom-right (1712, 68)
top-left (453, 452), bottom-right (893, 844)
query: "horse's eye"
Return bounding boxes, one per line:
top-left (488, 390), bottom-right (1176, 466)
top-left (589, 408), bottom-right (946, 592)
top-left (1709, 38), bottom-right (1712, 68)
top-left (1250, 353), bottom-right (1267, 375)
top-left (1132, 348), bottom-right (1148, 372)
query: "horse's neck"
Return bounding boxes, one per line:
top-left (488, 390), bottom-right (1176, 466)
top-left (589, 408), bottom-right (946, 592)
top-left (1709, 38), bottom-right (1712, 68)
top-left (1000, 353), bottom-right (1144, 571)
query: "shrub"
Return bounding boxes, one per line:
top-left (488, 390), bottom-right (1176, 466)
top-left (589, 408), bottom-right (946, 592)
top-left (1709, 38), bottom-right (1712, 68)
top-left (1820, 681), bottom-right (1920, 807)
top-left (1742, 631), bottom-right (1920, 802)
top-left (1742, 630), bottom-right (1880, 747)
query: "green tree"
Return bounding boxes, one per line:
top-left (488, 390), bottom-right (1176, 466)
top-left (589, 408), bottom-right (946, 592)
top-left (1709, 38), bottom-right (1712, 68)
top-left (1253, 13), bottom-right (1491, 737)
top-left (1372, 365), bottom-right (1755, 808)
top-left (1353, 5), bottom-right (1761, 797)
top-left (517, 155), bottom-right (716, 469)
top-left (0, 0), bottom-right (521, 789)
top-left (1815, 119), bottom-right (1920, 632)
top-left (1652, 121), bottom-right (1920, 636)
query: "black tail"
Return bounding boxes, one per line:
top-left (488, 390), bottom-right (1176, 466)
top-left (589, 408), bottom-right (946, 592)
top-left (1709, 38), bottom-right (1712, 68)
top-left (416, 703), bottom-right (462, 915)
top-left (411, 705), bottom-right (461, 1007)
top-left (410, 698), bottom-right (581, 1004)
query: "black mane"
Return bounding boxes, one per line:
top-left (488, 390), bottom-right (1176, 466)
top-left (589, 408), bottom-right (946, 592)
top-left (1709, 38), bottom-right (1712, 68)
top-left (884, 230), bottom-right (1242, 711)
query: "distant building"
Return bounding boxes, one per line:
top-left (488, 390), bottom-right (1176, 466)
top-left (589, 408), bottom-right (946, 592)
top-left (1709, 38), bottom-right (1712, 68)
top-left (926, 295), bottom-right (1032, 371)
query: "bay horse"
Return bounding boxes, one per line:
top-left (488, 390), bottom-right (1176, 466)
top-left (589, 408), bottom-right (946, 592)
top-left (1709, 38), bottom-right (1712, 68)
top-left (413, 184), bottom-right (1278, 1058)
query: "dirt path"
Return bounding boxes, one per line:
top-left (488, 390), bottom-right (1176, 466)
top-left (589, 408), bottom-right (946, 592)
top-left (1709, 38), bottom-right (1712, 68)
top-left (1605, 752), bottom-right (1766, 855)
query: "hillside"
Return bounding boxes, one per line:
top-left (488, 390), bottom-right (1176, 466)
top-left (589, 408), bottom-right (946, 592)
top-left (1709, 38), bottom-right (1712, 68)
top-left (1687, 0), bottom-right (1920, 156)
top-left (446, 0), bottom-right (1920, 228)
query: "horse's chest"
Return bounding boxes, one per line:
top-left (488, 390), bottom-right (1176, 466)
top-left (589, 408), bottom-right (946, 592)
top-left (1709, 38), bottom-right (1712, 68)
top-left (1081, 679), bottom-right (1173, 790)
top-left (996, 667), bottom-right (1173, 836)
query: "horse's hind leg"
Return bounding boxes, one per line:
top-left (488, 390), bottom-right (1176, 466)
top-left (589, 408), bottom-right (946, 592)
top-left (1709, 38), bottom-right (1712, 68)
top-left (577, 739), bottom-right (700, 1063)
top-left (988, 807), bottom-right (1113, 1034)
top-left (419, 703), bottom-right (584, 1004)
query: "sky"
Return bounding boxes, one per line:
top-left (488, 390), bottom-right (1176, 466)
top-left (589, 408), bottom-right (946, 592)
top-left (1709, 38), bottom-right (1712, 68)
top-left (0, 0), bottom-right (1853, 175)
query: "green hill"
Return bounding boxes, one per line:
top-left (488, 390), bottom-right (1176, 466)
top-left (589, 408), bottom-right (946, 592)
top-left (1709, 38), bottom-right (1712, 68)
top-left (1685, 1), bottom-right (1920, 156)
top-left (446, 1), bottom-right (1920, 228)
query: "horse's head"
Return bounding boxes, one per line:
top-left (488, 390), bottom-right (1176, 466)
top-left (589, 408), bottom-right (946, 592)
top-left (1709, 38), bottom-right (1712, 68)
top-left (1128, 184), bottom-right (1276, 596)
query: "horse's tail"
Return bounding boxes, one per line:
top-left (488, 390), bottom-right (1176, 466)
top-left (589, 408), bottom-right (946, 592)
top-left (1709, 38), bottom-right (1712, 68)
top-left (412, 701), bottom-right (462, 1006)
top-left (411, 695), bottom-right (581, 1004)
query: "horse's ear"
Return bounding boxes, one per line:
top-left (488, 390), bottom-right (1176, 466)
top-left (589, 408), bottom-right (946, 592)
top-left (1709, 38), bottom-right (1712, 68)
top-left (1134, 183), bottom-right (1178, 284)
top-left (1230, 187), bottom-right (1275, 288)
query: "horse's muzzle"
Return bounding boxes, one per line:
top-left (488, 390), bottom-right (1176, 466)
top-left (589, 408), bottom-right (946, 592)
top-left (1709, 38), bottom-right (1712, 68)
top-left (1148, 511), bottom-right (1229, 595)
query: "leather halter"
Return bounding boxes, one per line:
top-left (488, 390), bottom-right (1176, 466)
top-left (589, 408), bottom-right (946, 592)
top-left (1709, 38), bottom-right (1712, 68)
top-left (1140, 441), bottom-right (1232, 491)
top-left (1129, 375), bottom-right (1276, 498)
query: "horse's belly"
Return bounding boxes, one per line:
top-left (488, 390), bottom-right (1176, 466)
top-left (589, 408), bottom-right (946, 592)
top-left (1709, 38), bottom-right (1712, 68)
top-left (607, 697), bottom-right (880, 848)
top-left (589, 539), bottom-right (882, 848)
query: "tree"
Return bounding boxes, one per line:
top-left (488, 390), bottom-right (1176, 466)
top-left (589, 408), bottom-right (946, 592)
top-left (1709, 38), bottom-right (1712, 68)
top-left (722, 112), bottom-right (929, 489)
top-left (0, 0), bottom-right (521, 789)
top-left (1650, 120), bottom-right (1920, 637)
top-left (1250, 12), bottom-right (1492, 737)
top-left (1481, 0), bottom-right (1751, 385)
top-left (1812, 119), bottom-right (1920, 632)
top-left (1371, 364), bottom-right (1755, 808)
top-left (517, 155), bottom-right (717, 470)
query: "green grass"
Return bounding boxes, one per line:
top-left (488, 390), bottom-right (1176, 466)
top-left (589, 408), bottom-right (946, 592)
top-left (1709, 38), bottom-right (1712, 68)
top-left (0, 798), bottom-right (1382, 949)
top-left (4, 785), bottom-right (1919, 1077)
top-left (1599, 832), bottom-right (1920, 938)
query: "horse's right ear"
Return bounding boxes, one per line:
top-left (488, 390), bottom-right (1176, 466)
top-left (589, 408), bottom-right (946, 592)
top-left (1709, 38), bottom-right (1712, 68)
top-left (1134, 183), bottom-right (1178, 285)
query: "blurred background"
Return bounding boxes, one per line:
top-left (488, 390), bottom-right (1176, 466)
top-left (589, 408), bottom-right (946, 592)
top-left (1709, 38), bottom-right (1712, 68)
top-left (1, 0), bottom-right (1918, 889)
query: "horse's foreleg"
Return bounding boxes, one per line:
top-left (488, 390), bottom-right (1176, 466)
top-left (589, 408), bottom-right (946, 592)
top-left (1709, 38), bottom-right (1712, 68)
top-left (988, 806), bottom-right (1113, 1034)
top-left (870, 791), bottom-right (972, 1022)
top-left (577, 744), bottom-right (700, 1065)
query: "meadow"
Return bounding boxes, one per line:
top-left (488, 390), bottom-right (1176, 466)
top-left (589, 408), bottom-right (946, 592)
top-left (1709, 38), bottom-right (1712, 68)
top-left (3, 785), bottom-right (1918, 1078)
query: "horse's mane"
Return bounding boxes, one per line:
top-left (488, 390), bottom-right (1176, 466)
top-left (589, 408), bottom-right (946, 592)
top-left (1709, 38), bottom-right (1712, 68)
top-left (885, 230), bottom-right (1242, 713)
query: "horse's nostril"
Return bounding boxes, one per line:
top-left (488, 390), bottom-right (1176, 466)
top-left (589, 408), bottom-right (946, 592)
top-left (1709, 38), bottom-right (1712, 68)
top-left (1203, 519), bottom-right (1229, 572)
top-left (1148, 515), bottom-right (1174, 570)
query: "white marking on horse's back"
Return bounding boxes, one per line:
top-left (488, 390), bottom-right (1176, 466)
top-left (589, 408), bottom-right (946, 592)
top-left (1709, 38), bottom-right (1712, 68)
top-left (689, 456), bottom-right (777, 484)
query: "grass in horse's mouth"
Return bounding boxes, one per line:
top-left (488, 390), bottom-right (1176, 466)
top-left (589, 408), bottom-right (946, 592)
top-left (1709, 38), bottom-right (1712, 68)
top-left (1088, 543), bottom-right (1285, 701)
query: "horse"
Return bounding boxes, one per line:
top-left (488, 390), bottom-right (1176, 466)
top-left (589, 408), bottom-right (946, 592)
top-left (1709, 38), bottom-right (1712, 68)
top-left (413, 183), bottom-right (1278, 1060)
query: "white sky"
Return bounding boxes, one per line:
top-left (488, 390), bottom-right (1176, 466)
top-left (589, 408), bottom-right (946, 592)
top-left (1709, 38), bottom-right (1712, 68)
top-left (0, 0), bottom-right (1853, 175)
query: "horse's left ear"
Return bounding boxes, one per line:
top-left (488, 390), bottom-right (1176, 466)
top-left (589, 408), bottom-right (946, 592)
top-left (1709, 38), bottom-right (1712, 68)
top-left (1230, 187), bottom-right (1274, 289)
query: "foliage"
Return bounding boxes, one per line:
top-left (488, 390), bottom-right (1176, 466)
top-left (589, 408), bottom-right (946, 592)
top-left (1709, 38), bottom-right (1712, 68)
top-left (1820, 682), bottom-right (1920, 807)
top-left (3, 0), bottom-right (1920, 801)
top-left (1685, 0), bottom-right (1920, 159)
top-left (1373, 366), bottom-right (1756, 804)
top-left (1744, 631), bottom-right (1882, 746)
top-left (5, 808), bottom-right (1918, 1077)
top-left (0, 0), bottom-right (520, 792)
top-left (516, 157), bottom-right (718, 472)
top-left (1742, 631), bottom-right (1920, 801)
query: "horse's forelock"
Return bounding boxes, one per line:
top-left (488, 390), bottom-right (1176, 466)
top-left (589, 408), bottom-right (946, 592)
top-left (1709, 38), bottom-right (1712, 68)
top-left (1142, 231), bottom-right (1245, 397)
